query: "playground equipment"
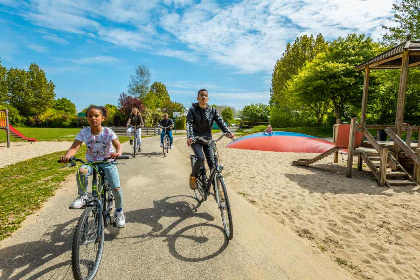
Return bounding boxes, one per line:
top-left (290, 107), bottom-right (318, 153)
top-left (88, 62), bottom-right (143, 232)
top-left (1, 110), bottom-right (36, 147)
top-left (293, 35), bottom-right (420, 187)
top-left (227, 131), bottom-right (336, 153)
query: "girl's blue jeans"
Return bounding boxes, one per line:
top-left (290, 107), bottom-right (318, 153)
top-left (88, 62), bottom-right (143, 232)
top-left (76, 163), bottom-right (123, 210)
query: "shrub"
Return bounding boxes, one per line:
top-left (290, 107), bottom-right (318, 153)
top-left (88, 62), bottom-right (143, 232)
top-left (175, 116), bottom-right (186, 130)
top-left (0, 103), bottom-right (25, 125)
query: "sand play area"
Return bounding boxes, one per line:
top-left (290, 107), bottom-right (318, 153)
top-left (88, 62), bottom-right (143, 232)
top-left (177, 137), bottom-right (420, 280)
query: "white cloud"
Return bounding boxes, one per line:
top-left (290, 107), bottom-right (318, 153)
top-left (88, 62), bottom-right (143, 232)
top-left (42, 34), bottom-right (69, 44)
top-left (156, 49), bottom-right (198, 62)
top-left (27, 42), bottom-right (48, 53)
top-left (73, 56), bottom-right (118, 64)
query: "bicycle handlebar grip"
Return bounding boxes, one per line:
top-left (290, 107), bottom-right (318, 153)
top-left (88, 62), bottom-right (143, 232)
top-left (117, 155), bottom-right (130, 159)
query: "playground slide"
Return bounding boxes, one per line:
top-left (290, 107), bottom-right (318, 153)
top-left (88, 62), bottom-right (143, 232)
top-left (6, 125), bottom-right (37, 142)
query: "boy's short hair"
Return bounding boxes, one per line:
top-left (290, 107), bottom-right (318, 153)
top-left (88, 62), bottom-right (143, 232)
top-left (197, 89), bottom-right (208, 96)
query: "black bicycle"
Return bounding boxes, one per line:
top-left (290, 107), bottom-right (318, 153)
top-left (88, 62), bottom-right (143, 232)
top-left (129, 125), bottom-right (141, 158)
top-left (190, 133), bottom-right (233, 240)
top-left (161, 126), bottom-right (171, 157)
top-left (59, 156), bottom-right (128, 280)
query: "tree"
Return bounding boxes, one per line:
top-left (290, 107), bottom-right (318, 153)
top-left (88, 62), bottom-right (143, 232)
top-left (239, 103), bottom-right (269, 123)
top-left (271, 34), bottom-right (327, 105)
top-left (53, 97), bottom-right (76, 115)
top-left (143, 81), bottom-right (170, 109)
top-left (118, 92), bottom-right (144, 117)
top-left (103, 104), bottom-right (118, 126)
top-left (128, 65), bottom-right (151, 98)
top-left (221, 107), bottom-right (233, 123)
top-left (0, 61), bottom-right (6, 104)
top-left (382, 0), bottom-right (420, 45)
top-left (7, 63), bottom-right (55, 116)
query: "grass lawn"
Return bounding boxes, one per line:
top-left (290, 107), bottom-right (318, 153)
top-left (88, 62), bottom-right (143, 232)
top-left (0, 127), bottom-right (129, 143)
top-left (0, 146), bottom-right (87, 240)
top-left (236, 126), bottom-right (333, 138)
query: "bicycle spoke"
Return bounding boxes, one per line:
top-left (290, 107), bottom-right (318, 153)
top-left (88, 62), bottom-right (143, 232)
top-left (216, 175), bottom-right (233, 240)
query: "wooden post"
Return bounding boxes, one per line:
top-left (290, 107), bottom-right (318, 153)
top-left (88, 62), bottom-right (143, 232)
top-left (406, 126), bottom-right (412, 147)
top-left (360, 67), bottom-right (370, 128)
top-left (394, 51), bottom-right (410, 157)
top-left (346, 118), bottom-right (357, 178)
top-left (334, 120), bottom-right (341, 163)
top-left (379, 148), bottom-right (389, 187)
top-left (414, 148), bottom-right (420, 185)
top-left (6, 109), bottom-right (10, 148)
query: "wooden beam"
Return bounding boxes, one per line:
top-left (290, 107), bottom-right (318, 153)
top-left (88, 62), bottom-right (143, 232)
top-left (346, 118), bottom-right (357, 178)
top-left (6, 109), bottom-right (10, 148)
top-left (370, 54), bottom-right (403, 68)
top-left (385, 127), bottom-right (420, 166)
top-left (414, 148), bottom-right (420, 185)
top-left (395, 51), bottom-right (410, 137)
top-left (409, 60), bottom-right (420, 68)
top-left (360, 67), bottom-right (370, 127)
top-left (379, 148), bottom-right (388, 187)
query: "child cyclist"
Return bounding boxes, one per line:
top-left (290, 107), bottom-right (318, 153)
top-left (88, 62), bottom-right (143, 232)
top-left (59, 105), bottom-right (126, 228)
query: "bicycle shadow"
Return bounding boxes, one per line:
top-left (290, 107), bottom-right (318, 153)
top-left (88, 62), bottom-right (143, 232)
top-left (0, 218), bottom-right (77, 280)
top-left (137, 152), bottom-right (164, 158)
top-left (121, 195), bottom-right (229, 262)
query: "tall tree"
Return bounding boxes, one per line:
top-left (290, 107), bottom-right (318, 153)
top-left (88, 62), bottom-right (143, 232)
top-left (128, 65), bottom-right (151, 98)
top-left (221, 107), bottom-right (233, 123)
top-left (0, 61), bottom-right (6, 104)
top-left (270, 34), bottom-right (327, 105)
top-left (382, 0), bottom-right (420, 45)
top-left (53, 97), bottom-right (77, 115)
top-left (118, 92), bottom-right (144, 116)
top-left (7, 63), bottom-right (55, 116)
top-left (240, 103), bottom-right (270, 123)
top-left (143, 82), bottom-right (170, 109)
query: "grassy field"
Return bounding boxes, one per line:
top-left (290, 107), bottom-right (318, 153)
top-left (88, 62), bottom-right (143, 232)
top-left (236, 125), bottom-right (333, 138)
top-left (0, 146), bottom-right (87, 240)
top-left (0, 127), bottom-right (130, 142)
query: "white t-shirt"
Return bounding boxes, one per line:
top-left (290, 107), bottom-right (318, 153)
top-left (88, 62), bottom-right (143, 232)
top-left (76, 127), bottom-right (118, 161)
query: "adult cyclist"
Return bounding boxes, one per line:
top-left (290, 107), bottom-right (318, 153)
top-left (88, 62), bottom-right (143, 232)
top-left (186, 89), bottom-right (234, 189)
top-left (126, 107), bottom-right (144, 152)
top-left (158, 113), bottom-right (174, 149)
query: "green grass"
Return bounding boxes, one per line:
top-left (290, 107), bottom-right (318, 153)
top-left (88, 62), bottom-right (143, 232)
top-left (236, 126), bottom-right (333, 138)
top-left (0, 127), bottom-right (129, 143)
top-left (0, 146), bottom-right (87, 240)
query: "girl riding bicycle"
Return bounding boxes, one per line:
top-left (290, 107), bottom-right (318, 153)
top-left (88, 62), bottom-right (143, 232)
top-left (59, 105), bottom-right (126, 228)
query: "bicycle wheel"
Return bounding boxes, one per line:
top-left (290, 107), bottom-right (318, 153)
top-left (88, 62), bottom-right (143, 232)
top-left (194, 172), bottom-right (207, 202)
top-left (72, 206), bottom-right (104, 280)
top-left (163, 137), bottom-right (167, 157)
top-left (215, 175), bottom-right (233, 240)
top-left (165, 136), bottom-right (170, 154)
top-left (133, 135), bottom-right (137, 158)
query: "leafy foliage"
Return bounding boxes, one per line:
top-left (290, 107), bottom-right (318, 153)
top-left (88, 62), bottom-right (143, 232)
top-left (239, 103), bottom-right (269, 123)
top-left (221, 107), bottom-right (234, 123)
top-left (118, 92), bottom-right (144, 116)
top-left (383, 0), bottom-right (420, 44)
top-left (128, 65), bottom-right (151, 98)
top-left (53, 97), bottom-right (76, 115)
top-left (0, 61), bottom-right (6, 104)
top-left (143, 81), bottom-right (170, 109)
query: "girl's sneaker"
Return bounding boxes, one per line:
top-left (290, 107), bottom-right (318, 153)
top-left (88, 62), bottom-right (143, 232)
top-left (69, 194), bottom-right (88, 209)
top-left (115, 211), bottom-right (126, 228)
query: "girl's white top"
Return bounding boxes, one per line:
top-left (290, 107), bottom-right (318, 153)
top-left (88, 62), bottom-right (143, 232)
top-left (76, 127), bottom-right (118, 161)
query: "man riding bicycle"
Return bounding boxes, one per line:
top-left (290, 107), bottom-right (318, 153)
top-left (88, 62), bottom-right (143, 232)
top-left (158, 113), bottom-right (174, 149)
top-left (186, 89), bottom-right (234, 189)
top-left (126, 107), bottom-right (144, 152)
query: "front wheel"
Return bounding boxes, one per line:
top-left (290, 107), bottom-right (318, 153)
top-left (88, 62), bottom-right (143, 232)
top-left (133, 136), bottom-right (137, 158)
top-left (194, 172), bottom-right (207, 202)
top-left (215, 175), bottom-right (233, 240)
top-left (72, 206), bottom-right (104, 280)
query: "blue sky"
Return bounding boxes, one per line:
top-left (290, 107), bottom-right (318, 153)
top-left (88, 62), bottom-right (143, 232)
top-left (0, 0), bottom-right (397, 112)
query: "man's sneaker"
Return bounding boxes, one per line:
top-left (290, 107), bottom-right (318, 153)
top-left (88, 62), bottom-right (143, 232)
top-left (170, 145), bottom-right (173, 149)
top-left (138, 147), bottom-right (141, 152)
top-left (69, 195), bottom-right (87, 209)
top-left (189, 176), bottom-right (197, 190)
top-left (129, 139), bottom-right (133, 145)
top-left (115, 211), bottom-right (126, 228)
top-left (160, 143), bottom-right (163, 147)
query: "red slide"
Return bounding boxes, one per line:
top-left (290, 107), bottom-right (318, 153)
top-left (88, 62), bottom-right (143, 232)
top-left (7, 125), bottom-right (37, 142)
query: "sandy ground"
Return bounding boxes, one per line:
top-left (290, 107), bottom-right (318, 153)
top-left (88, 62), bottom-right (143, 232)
top-left (177, 137), bottom-right (420, 280)
top-left (0, 141), bottom-right (73, 168)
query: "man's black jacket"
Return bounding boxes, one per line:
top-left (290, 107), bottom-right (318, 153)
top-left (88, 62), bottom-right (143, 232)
top-left (159, 118), bottom-right (174, 131)
top-left (186, 103), bottom-right (230, 139)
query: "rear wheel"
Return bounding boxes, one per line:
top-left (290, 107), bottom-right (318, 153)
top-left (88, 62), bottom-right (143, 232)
top-left (72, 206), bottom-right (104, 280)
top-left (215, 175), bottom-right (233, 240)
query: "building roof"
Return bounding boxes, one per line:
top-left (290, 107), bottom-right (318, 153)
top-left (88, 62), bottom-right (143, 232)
top-left (355, 36), bottom-right (420, 71)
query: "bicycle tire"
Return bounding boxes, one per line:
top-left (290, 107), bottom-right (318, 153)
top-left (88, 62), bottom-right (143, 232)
top-left (72, 206), bottom-right (104, 280)
top-left (194, 172), bottom-right (207, 202)
top-left (215, 175), bottom-right (233, 240)
top-left (133, 135), bottom-right (137, 158)
top-left (165, 136), bottom-right (170, 155)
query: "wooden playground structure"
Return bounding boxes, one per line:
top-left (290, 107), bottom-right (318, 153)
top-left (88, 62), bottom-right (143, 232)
top-left (293, 35), bottom-right (420, 187)
top-left (0, 109), bottom-right (11, 148)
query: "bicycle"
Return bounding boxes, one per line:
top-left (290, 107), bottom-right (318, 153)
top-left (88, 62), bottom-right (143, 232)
top-left (160, 126), bottom-right (171, 157)
top-left (58, 156), bottom-right (129, 280)
top-left (129, 125), bottom-right (141, 158)
top-left (189, 133), bottom-right (234, 240)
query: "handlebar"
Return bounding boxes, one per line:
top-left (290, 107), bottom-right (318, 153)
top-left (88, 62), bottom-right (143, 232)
top-left (58, 155), bottom-right (129, 165)
top-left (192, 133), bottom-right (233, 145)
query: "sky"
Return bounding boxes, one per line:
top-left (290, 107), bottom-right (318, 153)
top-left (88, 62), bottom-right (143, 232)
top-left (0, 0), bottom-right (398, 112)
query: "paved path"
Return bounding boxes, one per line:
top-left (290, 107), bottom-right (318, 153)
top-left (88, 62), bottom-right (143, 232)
top-left (0, 136), bottom-right (353, 280)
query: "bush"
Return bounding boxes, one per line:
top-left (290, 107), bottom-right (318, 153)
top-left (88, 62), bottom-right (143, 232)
top-left (175, 116), bottom-right (186, 130)
top-left (26, 108), bottom-right (77, 127)
top-left (270, 105), bottom-right (318, 127)
top-left (0, 103), bottom-right (25, 125)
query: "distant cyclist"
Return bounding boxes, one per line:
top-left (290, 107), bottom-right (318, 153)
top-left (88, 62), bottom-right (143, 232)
top-left (158, 113), bottom-right (174, 149)
top-left (126, 107), bottom-right (144, 152)
top-left (186, 89), bottom-right (234, 189)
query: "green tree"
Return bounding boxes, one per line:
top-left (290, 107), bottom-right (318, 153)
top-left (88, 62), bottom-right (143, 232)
top-left (128, 65), bottom-right (151, 98)
top-left (104, 104), bottom-right (119, 126)
top-left (382, 0), bottom-right (420, 45)
top-left (53, 97), bottom-right (76, 115)
top-left (7, 63), bottom-right (55, 117)
top-left (271, 34), bottom-right (327, 105)
top-left (239, 103), bottom-right (269, 123)
top-left (221, 107), bottom-right (233, 123)
top-left (143, 81), bottom-right (171, 110)
top-left (0, 61), bottom-right (6, 104)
